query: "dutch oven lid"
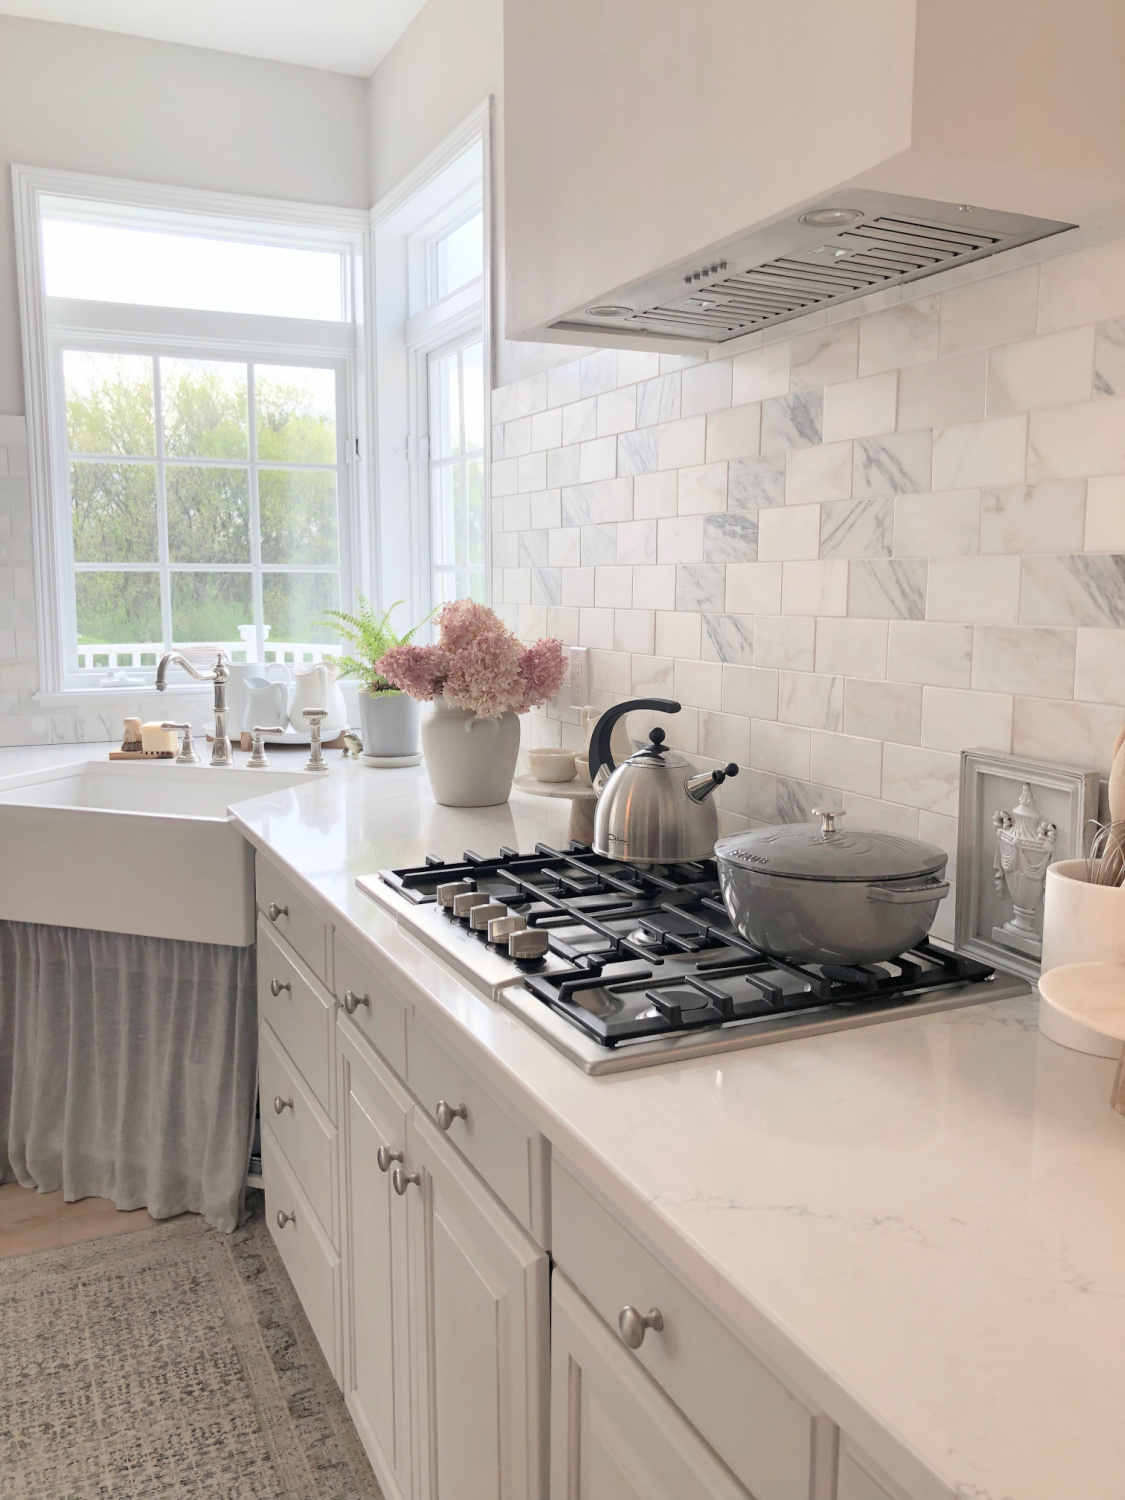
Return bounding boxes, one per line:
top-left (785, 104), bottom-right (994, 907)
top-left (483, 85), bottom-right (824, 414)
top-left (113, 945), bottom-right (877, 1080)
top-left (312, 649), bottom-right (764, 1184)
top-left (714, 809), bottom-right (946, 882)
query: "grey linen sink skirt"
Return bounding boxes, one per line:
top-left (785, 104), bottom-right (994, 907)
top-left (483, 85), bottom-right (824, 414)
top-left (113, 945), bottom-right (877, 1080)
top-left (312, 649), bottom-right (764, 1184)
top-left (0, 920), bottom-right (257, 1233)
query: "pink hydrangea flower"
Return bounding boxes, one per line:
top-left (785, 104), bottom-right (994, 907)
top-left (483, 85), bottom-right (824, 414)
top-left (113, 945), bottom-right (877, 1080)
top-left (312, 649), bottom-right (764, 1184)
top-left (517, 637), bottom-right (566, 710)
top-left (436, 599), bottom-right (508, 655)
top-left (443, 631), bottom-right (524, 719)
top-left (376, 644), bottom-right (448, 701)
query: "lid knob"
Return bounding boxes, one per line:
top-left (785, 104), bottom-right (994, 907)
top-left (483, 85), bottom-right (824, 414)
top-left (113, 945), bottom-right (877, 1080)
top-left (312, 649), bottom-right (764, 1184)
top-left (648, 726), bottom-right (666, 750)
top-left (812, 807), bottom-right (844, 834)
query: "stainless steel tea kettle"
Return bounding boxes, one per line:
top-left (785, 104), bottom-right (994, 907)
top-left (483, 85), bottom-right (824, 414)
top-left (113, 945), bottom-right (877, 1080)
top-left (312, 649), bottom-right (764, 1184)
top-left (588, 698), bottom-right (738, 864)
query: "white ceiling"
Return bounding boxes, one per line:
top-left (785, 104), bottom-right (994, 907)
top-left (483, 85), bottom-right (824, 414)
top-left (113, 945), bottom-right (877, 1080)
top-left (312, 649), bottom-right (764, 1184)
top-left (0, 0), bottom-right (429, 76)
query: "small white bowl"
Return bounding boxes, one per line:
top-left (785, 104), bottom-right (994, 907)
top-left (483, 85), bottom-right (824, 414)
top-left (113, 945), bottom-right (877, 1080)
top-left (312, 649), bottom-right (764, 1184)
top-left (573, 753), bottom-right (593, 787)
top-left (527, 748), bottom-right (577, 783)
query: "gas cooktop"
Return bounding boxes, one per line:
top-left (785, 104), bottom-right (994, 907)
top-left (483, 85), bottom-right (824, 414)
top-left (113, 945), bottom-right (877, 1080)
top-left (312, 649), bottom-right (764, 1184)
top-left (357, 842), bottom-right (1029, 1074)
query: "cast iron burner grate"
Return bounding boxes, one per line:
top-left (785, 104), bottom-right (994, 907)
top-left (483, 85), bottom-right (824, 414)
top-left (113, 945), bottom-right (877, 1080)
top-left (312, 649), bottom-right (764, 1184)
top-left (380, 842), bottom-right (995, 1049)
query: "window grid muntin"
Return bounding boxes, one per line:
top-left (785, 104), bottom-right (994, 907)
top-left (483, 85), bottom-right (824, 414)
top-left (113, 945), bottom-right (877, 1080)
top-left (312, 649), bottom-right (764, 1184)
top-left (428, 336), bottom-right (485, 605)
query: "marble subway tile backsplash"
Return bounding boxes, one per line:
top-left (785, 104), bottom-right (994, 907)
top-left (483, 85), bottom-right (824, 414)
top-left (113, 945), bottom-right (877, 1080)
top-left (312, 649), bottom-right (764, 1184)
top-left (492, 237), bottom-right (1125, 933)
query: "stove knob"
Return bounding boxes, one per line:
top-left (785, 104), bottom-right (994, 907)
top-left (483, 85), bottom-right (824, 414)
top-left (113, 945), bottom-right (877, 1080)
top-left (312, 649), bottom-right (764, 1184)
top-left (453, 891), bottom-right (491, 921)
top-left (469, 902), bottom-right (507, 932)
top-left (437, 880), bottom-right (473, 909)
top-left (508, 927), bottom-right (549, 962)
top-left (488, 913), bottom-right (526, 945)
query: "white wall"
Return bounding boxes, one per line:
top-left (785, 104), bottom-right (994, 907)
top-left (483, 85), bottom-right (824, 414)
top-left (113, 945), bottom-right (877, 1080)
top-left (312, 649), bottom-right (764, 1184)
top-left (0, 13), bottom-right (371, 415)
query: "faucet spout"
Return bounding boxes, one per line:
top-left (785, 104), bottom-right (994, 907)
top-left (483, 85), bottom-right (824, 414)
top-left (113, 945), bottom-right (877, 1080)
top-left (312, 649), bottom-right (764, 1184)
top-left (154, 651), bottom-right (233, 766)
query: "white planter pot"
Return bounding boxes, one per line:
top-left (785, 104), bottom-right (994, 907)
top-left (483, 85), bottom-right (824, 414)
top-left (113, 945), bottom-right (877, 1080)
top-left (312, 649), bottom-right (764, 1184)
top-left (1039, 859), bottom-right (1125, 1056)
top-left (358, 690), bottom-right (420, 759)
top-left (421, 695), bottom-right (521, 807)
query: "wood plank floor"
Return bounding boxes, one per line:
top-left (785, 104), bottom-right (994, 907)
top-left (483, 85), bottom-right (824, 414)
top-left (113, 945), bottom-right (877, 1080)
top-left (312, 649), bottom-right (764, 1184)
top-left (0, 1181), bottom-right (159, 1258)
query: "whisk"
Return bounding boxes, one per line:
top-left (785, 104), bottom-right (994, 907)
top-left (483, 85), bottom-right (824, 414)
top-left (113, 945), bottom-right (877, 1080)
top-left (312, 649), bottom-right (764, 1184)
top-left (1084, 818), bottom-right (1125, 887)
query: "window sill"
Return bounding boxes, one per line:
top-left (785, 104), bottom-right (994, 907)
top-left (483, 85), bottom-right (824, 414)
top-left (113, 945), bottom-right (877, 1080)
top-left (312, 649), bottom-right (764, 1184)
top-left (34, 684), bottom-right (214, 714)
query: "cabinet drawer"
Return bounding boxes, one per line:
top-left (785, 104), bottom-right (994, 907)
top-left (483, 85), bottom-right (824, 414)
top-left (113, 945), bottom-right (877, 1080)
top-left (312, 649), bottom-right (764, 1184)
top-left (259, 1021), bottom-right (336, 1245)
top-left (258, 923), bottom-right (334, 1117)
top-left (262, 1123), bottom-right (341, 1383)
top-left (257, 858), bottom-right (328, 984)
top-left (552, 1161), bottom-right (816, 1500)
top-left (333, 930), bottom-right (408, 1079)
top-left (408, 1014), bottom-right (548, 1244)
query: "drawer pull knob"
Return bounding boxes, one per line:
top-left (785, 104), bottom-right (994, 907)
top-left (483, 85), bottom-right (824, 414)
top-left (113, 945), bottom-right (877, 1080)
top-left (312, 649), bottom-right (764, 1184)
top-left (392, 1165), bottom-right (421, 1196)
top-left (435, 1100), bottom-right (468, 1132)
top-left (273, 1095), bottom-right (293, 1115)
top-left (343, 989), bottom-right (370, 1015)
top-left (377, 1145), bottom-right (404, 1173)
top-left (270, 977), bottom-right (291, 997)
top-left (618, 1305), bottom-right (664, 1349)
top-left (267, 902), bottom-right (289, 922)
top-left (276, 1208), bottom-right (296, 1229)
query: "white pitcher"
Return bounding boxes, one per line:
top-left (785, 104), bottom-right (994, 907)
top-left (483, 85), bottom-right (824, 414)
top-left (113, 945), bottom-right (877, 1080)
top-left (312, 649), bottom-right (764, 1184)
top-left (243, 676), bottom-right (289, 732)
top-left (288, 661), bottom-right (348, 736)
top-left (227, 661), bottom-right (289, 736)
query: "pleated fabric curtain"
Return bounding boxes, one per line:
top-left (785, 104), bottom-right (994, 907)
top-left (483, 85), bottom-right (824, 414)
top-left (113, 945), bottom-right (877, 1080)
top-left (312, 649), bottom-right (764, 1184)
top-left (0, 921), bottom-right (257, 1233)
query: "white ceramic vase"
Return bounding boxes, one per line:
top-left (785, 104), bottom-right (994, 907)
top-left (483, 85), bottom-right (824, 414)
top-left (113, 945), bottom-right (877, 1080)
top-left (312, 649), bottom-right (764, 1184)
top-left (359, 690), bottom-right (420, 759)
top-left (1039, 859), bottom-right (1125, 1056)
top-left (421, 695), bottom-right (521, 807)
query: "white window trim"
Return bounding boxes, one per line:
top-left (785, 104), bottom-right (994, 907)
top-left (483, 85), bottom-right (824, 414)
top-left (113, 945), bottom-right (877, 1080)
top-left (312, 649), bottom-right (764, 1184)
top-left (12, 164), bottom-right (371, 704)
top-left (370, 100), bottom-right (493, 633)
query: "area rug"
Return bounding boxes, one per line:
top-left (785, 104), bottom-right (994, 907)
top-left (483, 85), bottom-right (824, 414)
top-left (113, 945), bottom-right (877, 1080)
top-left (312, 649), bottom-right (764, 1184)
top-left (0, 1194), bottom-right (384, 1499)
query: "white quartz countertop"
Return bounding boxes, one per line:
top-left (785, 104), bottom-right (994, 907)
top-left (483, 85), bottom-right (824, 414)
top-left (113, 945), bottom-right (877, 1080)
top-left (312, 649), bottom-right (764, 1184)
top-left (17, 744), bottom-right (1121, 1500)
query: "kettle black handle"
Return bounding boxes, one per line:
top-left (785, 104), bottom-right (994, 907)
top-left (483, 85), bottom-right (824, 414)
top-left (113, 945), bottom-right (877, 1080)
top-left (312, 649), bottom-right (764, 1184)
top-left (588, 699), bottom-right (680, 785)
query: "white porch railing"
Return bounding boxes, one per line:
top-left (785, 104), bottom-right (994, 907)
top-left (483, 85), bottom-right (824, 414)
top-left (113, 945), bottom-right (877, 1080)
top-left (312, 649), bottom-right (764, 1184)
top-left (76, 640), bottom-right (339, 673)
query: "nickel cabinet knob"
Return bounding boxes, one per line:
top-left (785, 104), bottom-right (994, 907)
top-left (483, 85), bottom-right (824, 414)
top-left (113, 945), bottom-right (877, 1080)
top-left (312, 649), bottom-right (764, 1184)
top-left (270, 977), bottom-right (291, 997)
top-left (618, 1305), bottom-right (664, 1349)
top-left (272, 1095), bottom-right (293, 1115)
top-left (392, 1165), bottom-right (421, 1196)
top-left (276, 1209), bottom-right (296, 1229)
top-left (435, 1100), bottom-right (468, 1132)
top-left (343, 989), bottom-right (370, 1015)
top-left (267, 902), bottom-right (288, 922)
top-left (376, 1145), bottom-right (403, 1173)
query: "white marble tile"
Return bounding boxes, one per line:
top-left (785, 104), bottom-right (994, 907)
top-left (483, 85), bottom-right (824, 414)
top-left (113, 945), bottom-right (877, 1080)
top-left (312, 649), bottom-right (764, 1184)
top-left (1084, 475), bottom-right (1125, 551)
top-left (987, 327), bottom-right (1094, 414)
top-left (729, 455), bottom-right (786, 512)
top-left (782, 559), bottom-right (848, 617)
top-left (636, 372), bottom-right (681, 427)
top-left (578, 606), bottom-right (614, 649)
top-left (758, 504), bottom-right (820, 561)
top-left (705, 403), bottom-right (761, 462)
top-left (1074, 628), bottom-right (1125, 706)
top-left (561, 484), bottom-right (595, 528)
top-left (561, 567), bottom-right (595, 607)
top-left (724, 764), bottom-right (779, 822)
top-left (676, 563), bottom-right (725, 612)
top-left (753, 614), bottom-right (815, 671)
top-left (789, 322), bottom-right (858, 391)
top-left (547, 444), bottom-right (582, 489)
top-left (1038, 238), bottom-right (1125, 332)
top-left (678, 461), bottom-right (728, 515)
top-left (657, 514), bottom-right (704, 563)
top-left (932, 415), bottom-right (1027, 490)
top-left (532, 567), bottom-right (562, 606)
top-left (491, 382), bottom-right (518, 424)
top-left (657, 415), bottom-right (707, 470)
top-left (927, 556), bottom-right (1022, 623)
top-left (722, 663), bottom-right (778, 720)
top-left (881, 742), bottom-right (960, 816)
top-left (545, 605), bottom-right (580, 646)
top-left (699, 708), bottom-right (751, 766)
top-left (493, 531), bottom-right (517, 568)
top-left (673, 657), bottom-right (723, 710)
top-left (1093, 316), bottom-right (1125, 398)
top-left (529, 489), bottom-right (562, 530)
top-left (548, 528), bottom-right (581, 568)
top-left (504, 494), bottom-right (531, 531)
top-left (655, 609), bottom-right (701, 660)
top-left (1020, 553), bottom-right (1125, 627)
top-left (823, 372), bottom-right (898, 442)
top-left (531, 407), bottom-right (563, 452)
top-left (617, 427), bottom-right (659, 481)
top-left (502, 566), bottom-right (530, 604)
top-left (514, 372), bottom-right (549, 417)
top-left (592, 477), bottom-right (632, 522)
top-left (1012, 695), bottom-right (1123, 775)
top-left (778, 670), bottom-right (844, 731)
top-left (760, 391), bottom-right (823, 453)
top-left (547, 360), bottom-right (581, 409)
top-left (631, 652), bottom-right (675, 699)
top-left (940, 264), bottom-right (1039, 353)
top-left (703, 512), bottom-right (757, 562)
top-left (897, 351), bottom-right (986, 430)
top-left (751, 718), bottom-right (811, 779)
top-left (701, 613), bottom-right (755, 665)
top-left (775, 775), bottom-right (839, 823)
top-left (852, 431), bottom-right (932, 497)
top-left (518, 529), bottom-right (548, 567)
top-left (630, 564), bottom-right (676, 611)
top-left (859, 296), bottom-right (940, 375)
top-left (578, 437), bottom-right (617, 484)
top-left (726, 561), bottom-right (782, 615)
top-left (580, 523), bottom-right (617, 567)
top-left (979, 480), bottom-right (1086, 554)
top-left (596, 387), bottom-right (637, 439)
top-left (820, 497), bottom-right (893, 559)
top-left (732, 343), bottom-right (791, 404)
top-left (920, 685), bottom-right (1013, 754)
top-left (841, 790), bottom-right (919, 835)
top-left (785, 441), bottom-right (852, 505)
top-left (618, 351), bottom-right (662, 385)
top-left (504, 415), bottom-right (532, 457)
top-left (1027, 395), bottom-right (1125, 479)
top-left (814, 617), bottom-right (888, 678)
top-left (613, 608), bottom-right (655, 655)
top-left (893, 489), bottom-right (981, 557)
top-left (633, 470), bottom-right (678, 519)
top-left (681, 359), bottom-right (733, 418)
top-left (844, 678), bottom-right (923, 744)
top-left (809, 729), bottom-right (882, 796)
top-left (616, 519), bottom-right (657, 565)
top-left (848, 558), bottom-right (927, 620)
top-left (579, 349), bottom-right (619, 398)
top-left (562, 397), bottom-right (597, 446)
top-left (492, 456), bottom-right (518, 497)
top-left (971, 625), bottom-right (1076, 699)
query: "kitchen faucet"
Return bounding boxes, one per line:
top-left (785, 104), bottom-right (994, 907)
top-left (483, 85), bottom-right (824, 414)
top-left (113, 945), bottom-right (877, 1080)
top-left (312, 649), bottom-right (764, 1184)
top-left (155, 651), bottom-right (233, 766)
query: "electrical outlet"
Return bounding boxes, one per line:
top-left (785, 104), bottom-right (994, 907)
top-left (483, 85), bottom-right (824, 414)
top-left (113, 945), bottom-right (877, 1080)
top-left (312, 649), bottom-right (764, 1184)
top-left (568, 646), bottom-right (590, 705)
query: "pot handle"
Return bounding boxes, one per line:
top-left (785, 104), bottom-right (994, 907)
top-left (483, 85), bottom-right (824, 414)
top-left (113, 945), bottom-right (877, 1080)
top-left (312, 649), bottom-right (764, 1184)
top-left (587, 699), bottom-right (680, 785)
top-left (867, 879), bottom-right (951, 906)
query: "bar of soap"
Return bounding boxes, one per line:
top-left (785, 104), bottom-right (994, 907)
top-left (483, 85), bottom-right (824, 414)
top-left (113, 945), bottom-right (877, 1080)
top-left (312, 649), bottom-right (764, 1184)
top-left (140, 721), bottom-right (177, 756)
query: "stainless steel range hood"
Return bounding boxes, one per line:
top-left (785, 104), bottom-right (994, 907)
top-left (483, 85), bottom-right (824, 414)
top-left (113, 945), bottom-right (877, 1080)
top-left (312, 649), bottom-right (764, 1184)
top-left (548, 190), bottom-right (1073, 346)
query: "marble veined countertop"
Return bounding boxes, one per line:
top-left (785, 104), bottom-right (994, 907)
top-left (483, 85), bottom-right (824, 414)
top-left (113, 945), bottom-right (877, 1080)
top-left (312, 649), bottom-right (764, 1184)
top-left (10, 744), bottom-right (1122, 1500)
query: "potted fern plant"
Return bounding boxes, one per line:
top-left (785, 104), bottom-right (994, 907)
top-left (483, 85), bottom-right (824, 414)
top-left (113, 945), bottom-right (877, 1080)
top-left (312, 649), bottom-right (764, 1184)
top-left (320, 597), bottom-right (430, 764)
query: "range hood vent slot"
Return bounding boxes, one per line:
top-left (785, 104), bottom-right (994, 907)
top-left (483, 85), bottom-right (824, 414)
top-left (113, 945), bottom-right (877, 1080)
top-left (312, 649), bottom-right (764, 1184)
top-left (552, 192), bottom-right (1073, 344)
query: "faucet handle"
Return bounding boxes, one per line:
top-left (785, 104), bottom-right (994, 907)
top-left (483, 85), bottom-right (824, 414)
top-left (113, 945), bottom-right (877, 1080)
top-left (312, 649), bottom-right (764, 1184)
top-left (246, 726), bottom-right (285, 769)
top-left (303, 708), bottom-right (330, 773)
top-left (161, 722), bottom-right (201, 765)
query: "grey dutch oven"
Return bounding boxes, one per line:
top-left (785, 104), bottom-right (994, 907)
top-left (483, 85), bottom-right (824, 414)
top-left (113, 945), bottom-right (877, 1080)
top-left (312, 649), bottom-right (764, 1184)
top-left (714, 809), bottom-right (951, 965)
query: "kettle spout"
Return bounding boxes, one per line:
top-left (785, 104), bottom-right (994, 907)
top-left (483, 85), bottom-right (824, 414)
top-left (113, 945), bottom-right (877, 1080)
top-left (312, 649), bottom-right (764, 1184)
top-left (686, 763), bottom-right (739, 804)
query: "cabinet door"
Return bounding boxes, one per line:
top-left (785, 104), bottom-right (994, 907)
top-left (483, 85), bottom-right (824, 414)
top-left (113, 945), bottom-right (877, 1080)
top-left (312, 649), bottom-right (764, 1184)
top-left (406, 1108), bottom-right (548, 1500)
top-left (338, 1024), bottom-right (413, 1500)
top-left (550, 1272), bottom-right (752, 1500)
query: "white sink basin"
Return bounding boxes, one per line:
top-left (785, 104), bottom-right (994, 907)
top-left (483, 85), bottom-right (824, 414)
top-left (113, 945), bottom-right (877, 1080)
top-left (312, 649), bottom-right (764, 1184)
top-left (0, 758), bottom-right (319, 945)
